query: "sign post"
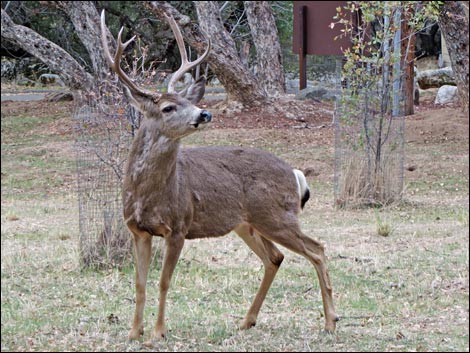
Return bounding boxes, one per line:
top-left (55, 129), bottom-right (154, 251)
top-left (293, 1), bottom-right (350, 90)
top-left (299, 5), bottom-right (307, 90)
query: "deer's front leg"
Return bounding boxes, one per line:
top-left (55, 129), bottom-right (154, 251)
top-left (151, 233), bottom-right (185, 340)
top-left (128, 228), bottom-right (152, 340)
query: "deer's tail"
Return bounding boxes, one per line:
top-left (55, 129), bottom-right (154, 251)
top-left (293, 169), bottom-right (310, 210)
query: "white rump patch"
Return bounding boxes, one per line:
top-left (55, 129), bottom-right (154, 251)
top-left (293, 168), bottom-right (308, 200)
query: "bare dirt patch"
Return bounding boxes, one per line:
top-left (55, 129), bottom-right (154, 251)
top-left (406, 97), bottom-right (468, 144)
top-left (202, 95), bottom-right (334, 130)
top-left (3, 95), bottom-right (466, 150)
top-left (201, 95), bottom-right (468, 156)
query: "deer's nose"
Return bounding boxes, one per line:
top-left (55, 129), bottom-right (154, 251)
top-left (200, 110), bottom-right (212, 123)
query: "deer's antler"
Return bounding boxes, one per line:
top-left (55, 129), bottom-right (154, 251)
top-left (100, 10), bottom-right (155, 97)
top-left (164, 14), bottom-right (211, 94)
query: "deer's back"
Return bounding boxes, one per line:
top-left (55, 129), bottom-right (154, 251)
top-left (180, 146), bottom-right (300, 239)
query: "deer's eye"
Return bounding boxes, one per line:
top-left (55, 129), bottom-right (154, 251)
top-left (162, 106), bottom-right (175, 113)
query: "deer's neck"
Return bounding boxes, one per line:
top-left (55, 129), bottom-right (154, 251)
top-left (126, 121), bottom-right (180, 188)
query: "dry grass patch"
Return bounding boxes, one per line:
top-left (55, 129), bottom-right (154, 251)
top-left (1, 99), bottom-right (468, 351)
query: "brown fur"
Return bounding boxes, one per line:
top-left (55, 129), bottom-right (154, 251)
top-left (125, 145), bottom-right (300, 239)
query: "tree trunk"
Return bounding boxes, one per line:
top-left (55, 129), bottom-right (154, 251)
top-left (146, 1), bottom-right (268, 108)
top-left (244, 1), bottom-right (285, 96)
top-left (401, 8), bottom-right (415, 115)
top-left (438, 1), bottom-right (469, 113)
top-left (1, 8), bottom-right (94, 91)
top-left (54, 1), bottom-right (112, 81)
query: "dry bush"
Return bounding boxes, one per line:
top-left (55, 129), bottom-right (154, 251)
top-left (335, 150), bottom-right (403, 208)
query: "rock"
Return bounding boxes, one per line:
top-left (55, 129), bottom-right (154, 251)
top-left (209, 77), bottom-right (221, 86)
top-left (296, 86), bottom-right (339, 101)
top-left (417, 67), bottom-right (455, 89)
top-left (434, 85), bottom-right (458, 105)
top-left (39, 73), bottom-right (65, 87)
top-left (285, 78), bottom-right (314, 94)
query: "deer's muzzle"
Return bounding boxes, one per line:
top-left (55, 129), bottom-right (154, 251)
top-left (190, 110), bottom-right (212, 128)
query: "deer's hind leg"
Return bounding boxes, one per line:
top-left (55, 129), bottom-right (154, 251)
top-left (234, 223), bottom-right (284, 330)
top-left (250, 216), bottom-right (339, 333)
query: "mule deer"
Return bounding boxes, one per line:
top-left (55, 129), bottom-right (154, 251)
top-left (100, 10), bottom-right (338, 341)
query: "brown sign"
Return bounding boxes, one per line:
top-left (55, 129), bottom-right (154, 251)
top-left (293, 1), bottom-right (351, 56)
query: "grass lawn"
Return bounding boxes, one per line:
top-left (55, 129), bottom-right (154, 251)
top-left (1, 99), bottom-right (468, 351)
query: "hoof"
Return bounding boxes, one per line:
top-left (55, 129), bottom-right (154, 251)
top-left (239, 320), bottom-right (256, 330)
top-left (323, 315), bottom-right (339, 334)
top-left (323, 321), bottom-right (337, 334)
top-left (151, 329), bottom-right (166, 341)
top-left (322, 327), bottom-right (336, 335)
top-left (141, 330), bottom-right (165, 348)
top-left (128, 327), bottom-right (144, 341)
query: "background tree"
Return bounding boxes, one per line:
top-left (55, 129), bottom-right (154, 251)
top-left (1, 1), bottom-right (170, 95)
top-left (146, 1), bottom-right (285, 108)
top-left (332, 1), bottom-right (443, 207)
top-left (331, 1), bottom-right (468, 208)
top-left (438, 1), bottom-right (469, 113)
top-left (2, 1), bottom-right (288, 108)
top-left (244, 1), bottom-right (286, 96)
top-left (1, 6), bottom-right (95, 91)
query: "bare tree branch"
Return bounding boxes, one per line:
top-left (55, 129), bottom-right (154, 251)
top-left (1, 8), bottom-right (94, 90)
top-left (146, 1), bottom-right (268, 106)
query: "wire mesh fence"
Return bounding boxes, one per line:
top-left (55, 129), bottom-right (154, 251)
top-left (334, 106), bottom-right (405, 208)
top-left (334, 64), bottom-right (405, 208)
top-left (74, 82), bottom-right (140, 268)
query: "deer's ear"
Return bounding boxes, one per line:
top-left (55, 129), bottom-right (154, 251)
top-left (124, 86), bottom-right (159, 115)
top-left (181, 76), bottom-right (206, 104)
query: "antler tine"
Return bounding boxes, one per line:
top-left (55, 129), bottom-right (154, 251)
top-left (165, 13), bottom-right (211, 94)
top-left (100, 10), bottom-right (153, 96)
